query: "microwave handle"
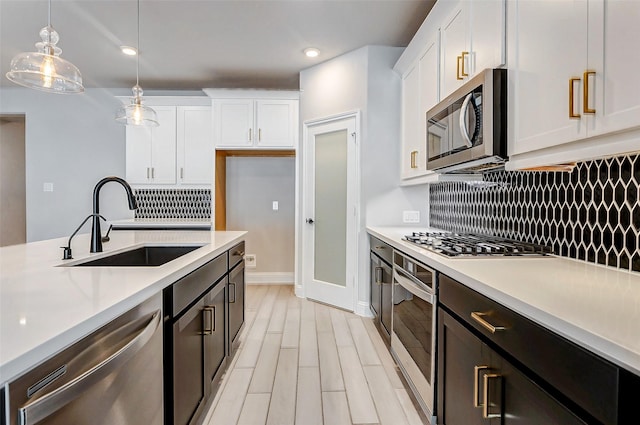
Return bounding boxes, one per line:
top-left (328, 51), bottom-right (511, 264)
top-left (459, 93), bottom-right (474, 148)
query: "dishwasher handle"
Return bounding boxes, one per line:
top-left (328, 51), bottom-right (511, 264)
top-left (18, 310), bottom-right (161, 425)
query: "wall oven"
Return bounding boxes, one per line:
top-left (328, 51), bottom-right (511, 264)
top-left (426, 68), bottom-right (507, 174)
top-left (391, 251), bottom-right (436, 420)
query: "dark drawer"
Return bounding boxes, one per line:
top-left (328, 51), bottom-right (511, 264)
top-left (229, 241), bottom-right (245, 269)
top-left (171, 252), bottom-right (227, 315)
top-left (369, 235), bottom-right (392, 265)
top-left (439, 274), bottom-right (619, 425)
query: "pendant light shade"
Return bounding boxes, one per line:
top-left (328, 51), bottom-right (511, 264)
top-left (115, 0), bottom-right (158, 127)
top-left (5, 4), bottom-right (84, 94)
top-left (116, 85), bottom-right (159, 126)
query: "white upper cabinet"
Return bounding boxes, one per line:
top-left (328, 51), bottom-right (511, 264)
top-left (177, 106), bottom-right (214, 185)
top-left (210, 92), bottom-right (299, 149)
top-left (126, 102), bottom-right (213, 187)
top-left (587, 0), bottom-right (640, 138)
top-left (401, 64), bottom-right (421, 180)
top-left (508, 0), bottom-right (640, 167)
top-left (126, 106), bottom-right (177, 185)
top-left (440, 0), bottom-right (505, 99)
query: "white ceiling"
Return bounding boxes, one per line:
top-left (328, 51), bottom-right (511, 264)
top-left (0, 0), bottom-right (435, 90)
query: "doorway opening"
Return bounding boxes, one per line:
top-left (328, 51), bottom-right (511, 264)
top-left (0, 115), bottom-right (26, 246)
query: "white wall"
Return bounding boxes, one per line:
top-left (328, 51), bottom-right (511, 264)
top-left (225, 156), bottom-right (295, 282)
top-left (299, 46), bottom-right (429, 314)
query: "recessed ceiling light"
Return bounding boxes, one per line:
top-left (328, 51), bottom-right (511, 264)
top-left (120, 46), bottom-right (137, 56)
top-left (304, 48), bottom-right (320, 58)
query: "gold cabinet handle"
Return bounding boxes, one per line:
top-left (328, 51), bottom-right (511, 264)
top-left (410, 150), bottom-right (418, 169)
top-left (569, 77), bottom-right (581, 119)
top-left (258, 128), bottom-right (262, 141)
top-left (456, 55), bottom-right (463, 80)
top-left (248, 128), bottom-right (252, 142)
top-left (583, 70), bottom-right (596, 114)
top-left (483, 373), bottom-right (502, 419)
top-left (375, 267), bottom-right (383, 285)
top-left (473, 365), bottom-right (490, 408)
top-left (461, 51), bottom-right (469, 77)
top-left (471, 312), bottom-right (506, 333)
top-left (202, 306), bottom-right (215, 335)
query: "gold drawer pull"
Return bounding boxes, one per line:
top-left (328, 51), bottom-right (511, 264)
top-left (471, 312), bottom-right (505, 333)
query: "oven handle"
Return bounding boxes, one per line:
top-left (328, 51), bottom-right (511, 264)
top-left (393, 269), bottom-right (434, 304)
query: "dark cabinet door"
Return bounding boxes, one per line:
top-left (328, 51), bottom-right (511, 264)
top-left (370, 252), bottom-right (382, 319)
top-left (438, 309), bottom-right (587, 425)
top-left (204, 280), bottom-right (227, 387)
top-left (228, 261), bottom-right (245, 353)
top-left (379, 259), bottom-right (393, 338)
top-left (173, 298), bottom-right (206, 425)
top-left (438, 309), bottom-right (488, 425)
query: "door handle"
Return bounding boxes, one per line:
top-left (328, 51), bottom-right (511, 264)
top-left (583, 70), bottom-right (596, 114)
top-left (374, 267), bottom-right (383, 285)
top-left (202, 306), bottom-right (215, 334)
top-left (483, 373), bottom-right (502, 419)
top-left (459, 93), bottom-right (475, 148)
top-left (306, 218), bottom-right (314, 224)
top-left (229, 282), bottom-right (237, 303)
top-left (569, 77), bottom-right (581, 118)
top-left (473, 365), bottom-right (490, 408)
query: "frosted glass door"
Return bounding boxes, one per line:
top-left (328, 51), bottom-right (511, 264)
top-left (303, 114), bottom-right (357, 312)
top-left (313, 129), bottom-right (347, 287)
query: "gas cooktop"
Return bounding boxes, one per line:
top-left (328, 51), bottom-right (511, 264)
top-left (404, 231), bottom-right (553, 257)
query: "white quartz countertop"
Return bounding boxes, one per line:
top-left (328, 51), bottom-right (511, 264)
top-left (368, 226), bottom-right (640, 376)
top-left (0, 230), bottom-right (245, 384)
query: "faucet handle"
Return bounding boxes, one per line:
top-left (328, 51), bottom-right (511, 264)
top-left (61, 246), bottom-right (73, 260)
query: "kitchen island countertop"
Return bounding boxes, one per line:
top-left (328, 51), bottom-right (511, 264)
top-left (368, 226), bottom-right (640, 376)
top-left (0, 230), bottom-right (245, 384)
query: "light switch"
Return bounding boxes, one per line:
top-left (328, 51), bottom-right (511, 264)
top-left (43, 182), bottom-right (54, 192)
top-left (272, 201), bottom-right (279, 211)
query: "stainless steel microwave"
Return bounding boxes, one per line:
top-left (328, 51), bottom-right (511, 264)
top-left (426, 68), bottom-right (507, 173)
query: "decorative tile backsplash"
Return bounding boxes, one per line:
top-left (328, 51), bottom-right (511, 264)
top-left (430, 154), bottom-right (640, 273)
top-left (134, 189), bottom-right (211, 220)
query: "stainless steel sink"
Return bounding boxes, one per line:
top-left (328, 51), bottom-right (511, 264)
top-left (71, 245), bottom-right (204, 267)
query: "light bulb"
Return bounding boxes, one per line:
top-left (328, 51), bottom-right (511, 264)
top-left (40, 55), bottom-right (56, 88)
top-left (132, 104), bottom-right (142, 125)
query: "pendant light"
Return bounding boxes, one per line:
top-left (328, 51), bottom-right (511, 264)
top-left (5, 0), bottom-right (84, 94)
top-left (115, 0), bottom-right (158, 127)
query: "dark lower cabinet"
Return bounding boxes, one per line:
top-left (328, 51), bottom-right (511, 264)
top-left (438, 309), bottom-right (586, 425)
top-left (227, 259), bottom-right (245, 356)
top-left (437, 273), bottom-right (640, 425)
top-left (369, 236), bottom-right (392, 343)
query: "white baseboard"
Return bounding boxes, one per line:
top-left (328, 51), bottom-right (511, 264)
top-left (355, 300), bottom-right (374, 318)
top-left (246, 272), bottom-right (295, 285)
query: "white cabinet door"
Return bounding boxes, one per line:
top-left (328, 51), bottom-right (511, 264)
top-left (150, 107), bottom-right (177, 184)
top-left (126, 125), bottom-right (153, 184)
top-left (214, 99), bottom-right (254, 148)
top-left (440, 4), bottom-right (469, 98)
top-left (401, 64), bottom-right (421, 179)
top-left (177, 106), bottom-right (213, 185)
top-left (417, 35), bottom-right (440, 179)
top-left (510, 0), bottom-right (588, 156)
top-left (470, 0), bottom-right (505, 74)
top-left (588, 0), bottom-right (640, 138)
top-left (255, 100), bottom-right (297, 148)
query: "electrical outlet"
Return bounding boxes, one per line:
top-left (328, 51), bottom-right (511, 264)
top-left (245, 254), bottom-right (256, 268)
top-left (403, 210), bottom-right (420, 223)
top-left (43, 182), bottom-right (54, 192)
top-left (272, 201), bottom-right (279, 211)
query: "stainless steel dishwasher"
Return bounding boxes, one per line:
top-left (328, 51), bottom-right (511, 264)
top-left (5, 293), bottom-right (163, 425)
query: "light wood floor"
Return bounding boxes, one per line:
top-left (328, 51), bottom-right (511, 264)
top-left (203, 285), bottom-right (427, 425)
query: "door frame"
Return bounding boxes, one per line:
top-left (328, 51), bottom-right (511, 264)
top-left (296, 110), bottom-right (361, 312)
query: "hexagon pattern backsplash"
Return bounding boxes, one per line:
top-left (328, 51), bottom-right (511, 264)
top-left (430, 154), bottom-right (640, 273)
top-left (134, 189), bottom-right (211, 220)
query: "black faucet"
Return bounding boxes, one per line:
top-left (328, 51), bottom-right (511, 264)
top-left (91, 176), bottom-right (138, 253)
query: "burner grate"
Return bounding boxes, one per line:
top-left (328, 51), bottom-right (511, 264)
top-left (404, 232), bottom-right (553, 257)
